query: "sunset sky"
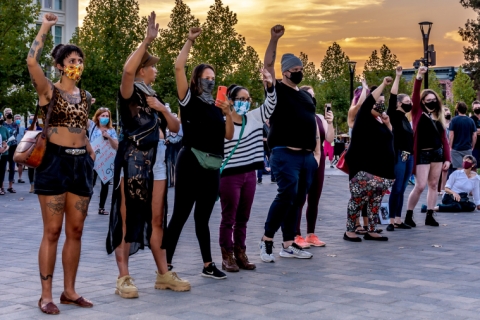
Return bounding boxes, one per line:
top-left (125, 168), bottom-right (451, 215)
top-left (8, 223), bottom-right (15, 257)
top-left (79, 0), bottom-right (477, 74)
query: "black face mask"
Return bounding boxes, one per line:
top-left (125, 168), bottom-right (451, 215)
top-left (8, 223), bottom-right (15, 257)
top-left (287, 71), bottom-right (303, 85)
top-left (312, 97), bottom-right (317, 107)
top-left (424, 101), bottom-right (437, 113)
top-left (6, 114), bottom-right (12, 119)
top-left (445, 114), bottom-right (452, 120)
top-left (0, 120), bottom-right (3, 126)
top-left (401, 103), bottom-right (412, 113)
top-left (474, 109), bottom-right (480, 115)
top-left (373, 102), bottom-right (386, 114)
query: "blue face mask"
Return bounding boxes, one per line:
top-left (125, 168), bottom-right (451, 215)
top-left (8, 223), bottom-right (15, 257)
top-left (233, 101), bottom-right (251, 115)
top-left (29, 119), bottom-right (33, 125)
top-left (99, 118), bottom-right (110, 126)
top-left (15, 120), bottom-right (21, 125)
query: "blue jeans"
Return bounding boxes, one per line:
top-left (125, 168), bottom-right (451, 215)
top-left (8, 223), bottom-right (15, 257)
top-left (264, 148), bottom-right (317, 242)
top-left (388, 151), bottom-right (414, 219)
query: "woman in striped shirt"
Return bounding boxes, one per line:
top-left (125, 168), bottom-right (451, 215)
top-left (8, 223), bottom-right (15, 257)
top-left (217, 68), bottom-right (277, 272)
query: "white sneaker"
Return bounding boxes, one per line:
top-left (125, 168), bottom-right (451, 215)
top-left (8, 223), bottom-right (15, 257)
top-left (279, 243), bottom-right (313, 259)
top-left (259, 240), bottom-right (275, 263)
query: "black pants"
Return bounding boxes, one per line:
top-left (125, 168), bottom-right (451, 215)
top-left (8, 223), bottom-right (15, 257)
top-left (28, 167), bottom-right (35, 184)
top-left (0, 155), bottom-right (7, 185)
top-left (438, 193), bottom-right (476, 212)
top-left (163, 147), bottom-right (219, 263)
top-left (93, 171), bottom-right (110, 209)
top-left (6, 145), bottom-right (17, 183)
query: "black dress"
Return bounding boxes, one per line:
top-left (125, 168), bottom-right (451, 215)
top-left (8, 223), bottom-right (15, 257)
top-left (106, 85), bottom-right (168, 255)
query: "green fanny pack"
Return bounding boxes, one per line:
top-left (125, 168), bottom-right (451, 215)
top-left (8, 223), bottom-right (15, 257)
top-left (191, 147), bottom-right (223, 170)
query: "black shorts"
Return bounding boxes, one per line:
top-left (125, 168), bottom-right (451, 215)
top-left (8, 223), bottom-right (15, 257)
top-left (34, 142), bottom-right (94, 197)
top-left (417, 147), bottom-right (444, 165)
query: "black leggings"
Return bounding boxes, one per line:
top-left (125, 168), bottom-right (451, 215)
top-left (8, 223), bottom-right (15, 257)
top-left (93, 171), bottom-right (110, 209)
top-left (28, 167), bottom-right (35, 184)
top-left (0, 155), bottom-right (7, 186)
top-left (163, 147), bottom-right (220, 264)
top-left (6, 145), bottom-right (17, 183)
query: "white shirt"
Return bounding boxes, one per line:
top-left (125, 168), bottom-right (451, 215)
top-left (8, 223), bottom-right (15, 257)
top-left (446, 170), bottom-right (480, 205)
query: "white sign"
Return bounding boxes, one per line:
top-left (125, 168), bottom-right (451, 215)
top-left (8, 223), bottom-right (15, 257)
top-left (90, 136), bottom-right (116, 183)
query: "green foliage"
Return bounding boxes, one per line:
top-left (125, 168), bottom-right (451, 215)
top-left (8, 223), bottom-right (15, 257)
top-left (0, 0), bottom-right (53, 114)
top-left (459, 1), bottom-right (480, 90)
top-left (452, 66), bottom-right (476, 106)
top-left (363, 45), bottom-right (410, 102)
top-left (150, 0), bottom-right (200, 113)
top-left (71, 0), bottom-right (146, 116)
top-left (318, 42), bottom-right (352, 133)
top-left (299, 52), bottom-right (320, 87)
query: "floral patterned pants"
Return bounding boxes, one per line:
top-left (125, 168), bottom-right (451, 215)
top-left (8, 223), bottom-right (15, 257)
top-left (346, 171), bottom-right (394, 232)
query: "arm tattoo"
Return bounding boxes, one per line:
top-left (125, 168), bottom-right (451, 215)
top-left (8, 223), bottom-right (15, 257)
top-left (74, 197), bottom-right (90, 217)
top-left (28, 40), bottom-right (39, 58)
top-left (40, 273), bottom-right (53, 281)
top-left (267, 50), bottom-right (276, 68)
top-left (47, 127), bottom-right (58, 138)
top-left (36, 47), bottom-right (43, 62)
top-left (68, 127), bottom-right (83, 134)
top-left (46, 195), bottom-right (65, 216)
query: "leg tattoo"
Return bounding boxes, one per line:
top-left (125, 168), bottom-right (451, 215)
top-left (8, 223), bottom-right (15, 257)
top-left (47, 195), bottom-right (65, 216)
top-left (40, 273), bottom-right (53, 281)
top-left (74, 197), bottom-right (90, 217)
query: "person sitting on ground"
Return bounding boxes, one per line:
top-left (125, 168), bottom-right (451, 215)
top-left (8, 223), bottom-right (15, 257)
top-left (431, 155), bottom-right (480, 213)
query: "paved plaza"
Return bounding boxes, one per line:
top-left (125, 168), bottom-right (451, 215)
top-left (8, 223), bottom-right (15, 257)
top-left (1, 167), bottom-right (480, 319)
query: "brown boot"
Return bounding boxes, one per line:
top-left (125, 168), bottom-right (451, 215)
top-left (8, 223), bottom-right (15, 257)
top-left (221, 247), bottom-right (239, 272)
top-left (234, 246), bottom-right (256, 270)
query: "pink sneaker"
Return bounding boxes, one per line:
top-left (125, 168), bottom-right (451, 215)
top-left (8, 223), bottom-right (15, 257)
top-left (294, 235), bottom-right (310, 249)
top-left (305, 234), bottom-right (326, 247)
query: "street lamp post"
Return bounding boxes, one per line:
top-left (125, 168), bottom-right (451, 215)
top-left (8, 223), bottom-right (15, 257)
top-left (348, 61), bottom-right (357, 102)
top-left (419, 21), bottom-right (433, 89)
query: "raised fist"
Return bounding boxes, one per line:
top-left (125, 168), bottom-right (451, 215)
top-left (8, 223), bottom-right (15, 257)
top-left (271, 25), bottom-right (285, 40)
top-left (189, 27), bottom-right (202, 40)
top-left (42, 13), bottom-right (58, 27)
top-left (396, 66), bottom-right (403, 76)
top-left (418, 66), bottom-right (428, 75)
top-left (383, 76), bottom-right (393, 86)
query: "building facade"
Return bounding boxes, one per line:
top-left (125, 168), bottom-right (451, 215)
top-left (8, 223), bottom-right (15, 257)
top-left (33, 0), bottom-right (78, 45)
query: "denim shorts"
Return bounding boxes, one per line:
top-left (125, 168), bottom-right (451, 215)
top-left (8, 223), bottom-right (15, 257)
top-left (34, 142), bottom-right (94, 197)
top-left (417, 147), bottom-right (444, 165)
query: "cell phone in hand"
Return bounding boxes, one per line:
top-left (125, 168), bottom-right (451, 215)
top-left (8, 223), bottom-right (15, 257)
top-left (325, 103), bottom-right (332, 113)
top-left (216, 86), bottom-right (228, 102)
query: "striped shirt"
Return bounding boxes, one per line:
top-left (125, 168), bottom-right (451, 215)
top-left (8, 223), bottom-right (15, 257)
top-left (221, 86), bottom-right (277, 177)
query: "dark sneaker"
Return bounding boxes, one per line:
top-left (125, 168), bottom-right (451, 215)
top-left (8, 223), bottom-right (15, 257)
top-left (386, 224), bottom-right (395, 232)
top-left (257, 179), bottom-right (262, 184)
top-left (201, 262), bottom-right (227, 280)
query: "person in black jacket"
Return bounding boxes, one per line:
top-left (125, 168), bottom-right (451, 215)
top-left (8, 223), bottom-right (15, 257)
top-left (386, 66), bottom-right (414, 231)
top-left (344, 77), bottom-right (395, 242)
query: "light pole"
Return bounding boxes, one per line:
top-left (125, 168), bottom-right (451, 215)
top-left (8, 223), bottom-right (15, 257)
top-left (348, 61), bottom-right (357, 102)
top-left (419, 21), bottom-right (433, 89)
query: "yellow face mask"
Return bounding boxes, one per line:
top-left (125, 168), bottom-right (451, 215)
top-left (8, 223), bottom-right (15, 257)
top-left (63, 64), bottom-right (84, 82)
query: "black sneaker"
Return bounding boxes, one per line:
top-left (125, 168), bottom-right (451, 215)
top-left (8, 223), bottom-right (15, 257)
top-left (18, 179), bottom-right (25, 183)
top-left (202, 262), bottom-right (227, 280)
top-left (167, 265), bottom-right (173, 271)
top-left (257, 179), bottom-right (262, 184)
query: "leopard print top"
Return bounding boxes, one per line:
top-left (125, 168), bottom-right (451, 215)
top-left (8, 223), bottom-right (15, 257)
top-left (40, 87), bottom-right (89, 130)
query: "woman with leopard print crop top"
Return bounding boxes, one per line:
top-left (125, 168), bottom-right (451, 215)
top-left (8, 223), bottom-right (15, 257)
top-left (27, 13), bottom-right (94, 315)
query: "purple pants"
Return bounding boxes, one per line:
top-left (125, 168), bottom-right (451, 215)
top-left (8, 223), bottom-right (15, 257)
top-left (219, 171), bottom-right (256, 251)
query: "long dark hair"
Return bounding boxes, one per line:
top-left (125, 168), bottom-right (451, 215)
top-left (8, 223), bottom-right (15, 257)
top-left (51, 44), bottom-right (85, 67)
top-left (190, 63), bottom-right (215, 96)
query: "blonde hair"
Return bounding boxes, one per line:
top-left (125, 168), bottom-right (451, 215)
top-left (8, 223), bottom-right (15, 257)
top-left (93, 108), bottom-right (113, 129)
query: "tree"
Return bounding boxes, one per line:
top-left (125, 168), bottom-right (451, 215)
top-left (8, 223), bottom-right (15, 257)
top-left (363, 45), bottom-right (410, 101)
top-left (318, 42), bottom-right (352, 132)
top-left (150, 0), bottom-right (200, 111)
top-left (459, 0), bottom-right (480, 90)
top-left (0, 0), bottom-right (53, 114)
top-left (71, 0), bottom-right (146, 115)
top-left (299, 52), bottom-right (320, 88)
top-left (452, 66), bottom-right (476, 106)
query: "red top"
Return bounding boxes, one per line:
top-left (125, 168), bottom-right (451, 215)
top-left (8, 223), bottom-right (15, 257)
top-left (411, 77), bottom-right (451, 173)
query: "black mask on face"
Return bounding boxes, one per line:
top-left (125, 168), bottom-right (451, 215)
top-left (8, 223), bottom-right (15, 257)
top-left (312, 97), bottom-right (317, 107)
top-left (445, 114), bottom-right (452, 120)
top-left (373, 102), bottom-right (386, 114)
top-left (6, 114), bottom-right (12, 119)
top-left (424, 101), bottom-right (437, 113)
top-left (474, 109), bottom-right (480, 115)
top-left (287, 71), bottom-right (303, 85)
top-left (401, 103), bottom-right (412, 113)
top-left (0, 120), bottom-right (3, 126)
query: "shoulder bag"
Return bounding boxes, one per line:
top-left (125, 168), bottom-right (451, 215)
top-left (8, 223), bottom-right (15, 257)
top-left (13, 90), bottom-right (56, 168)
top-left (336, 149), bottom-right (349, 174)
